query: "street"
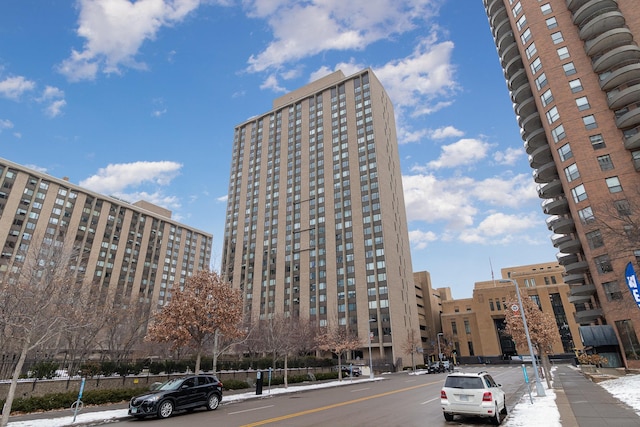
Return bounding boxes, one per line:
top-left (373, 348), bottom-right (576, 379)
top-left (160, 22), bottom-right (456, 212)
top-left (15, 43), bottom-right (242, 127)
top-left (115, 366), bottom-right (527, 426)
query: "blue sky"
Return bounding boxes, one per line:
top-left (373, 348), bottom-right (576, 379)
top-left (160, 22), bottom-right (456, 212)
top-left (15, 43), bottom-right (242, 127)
top-left (0, 0), bottom-right (558, 299)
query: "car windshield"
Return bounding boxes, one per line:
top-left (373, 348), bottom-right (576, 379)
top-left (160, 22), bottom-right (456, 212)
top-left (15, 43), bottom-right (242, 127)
top-left (444, 376), bottom-right (484, 389)
top-left (156, 378), bottom-right (184, 391)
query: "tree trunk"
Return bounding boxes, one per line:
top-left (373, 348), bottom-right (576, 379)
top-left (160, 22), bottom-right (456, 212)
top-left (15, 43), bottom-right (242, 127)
top-left (542, 353), bottom-right (552, 389)
top-left (194, 350), bottom-right (202, 374)
top-left (1, 340), bottom-right (29, 427)
top-left (212, 329), bottom-right (219, 374)
top-left (337, 354), bottom-right (342, 380)
top-left (284, 354), bottom-right (288, 388)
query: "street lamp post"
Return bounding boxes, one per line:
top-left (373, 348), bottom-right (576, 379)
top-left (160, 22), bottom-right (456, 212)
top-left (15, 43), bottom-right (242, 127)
top-left (437, 332), bottom-right (443, 361)
top-left (368, 318), bottom-right (376, 379)
top-left (500, 279), bottom-right (546, 397)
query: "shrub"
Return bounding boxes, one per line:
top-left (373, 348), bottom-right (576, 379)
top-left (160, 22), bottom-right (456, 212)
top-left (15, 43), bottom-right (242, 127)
top-left (28, 361), bottom-right (60, 379)
top-left (222, 379), bottom-right (250, 390)
top-left (314, 372), bottom-right (339, 381)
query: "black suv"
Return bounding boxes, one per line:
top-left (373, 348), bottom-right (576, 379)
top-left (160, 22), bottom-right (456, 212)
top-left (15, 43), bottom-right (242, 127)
top-left (128, 374), bottom-right (223, 419)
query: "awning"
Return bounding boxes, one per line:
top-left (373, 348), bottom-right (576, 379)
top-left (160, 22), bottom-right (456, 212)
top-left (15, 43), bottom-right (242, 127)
top-left (579, 325), bottom-right (619, 347)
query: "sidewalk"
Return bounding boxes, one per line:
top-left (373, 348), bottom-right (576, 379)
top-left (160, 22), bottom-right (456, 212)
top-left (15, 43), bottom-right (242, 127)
top-left (553, 364), bottom-right (640, 426)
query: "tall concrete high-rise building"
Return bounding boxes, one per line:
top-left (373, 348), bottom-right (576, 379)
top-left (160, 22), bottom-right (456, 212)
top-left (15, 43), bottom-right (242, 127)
top-left (0, 157), bottom-right (212, 313)
top-left (483, 1), bottom-right (640, 367)
top-left (221, 69), bottom-right (420, 367)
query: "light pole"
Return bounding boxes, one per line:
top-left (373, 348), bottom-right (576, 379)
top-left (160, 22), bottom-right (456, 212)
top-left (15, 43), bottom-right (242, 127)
top-left (437, 333), bottom-right (443, 361)
top-left (500, 279), bottom-right (546, 397)
top-left (368, 318), bottom-right (376, 379)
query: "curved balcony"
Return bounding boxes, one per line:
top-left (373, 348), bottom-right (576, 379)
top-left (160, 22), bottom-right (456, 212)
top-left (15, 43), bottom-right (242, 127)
top-left (538, 179), bottom-right (563, 199)
top-left (567, 0), bottom-right (590, 13)
top-left (574, 308), bottom-right (603, 325)
top-left (505, 55), bottom-right (524, 79)
top-left (585, 27), bottom-right (633, 57)
top-left (573, 0), bottom-right (618, 28)
top-left (491, 6), bottom-right (509, 32)
top-left (501, 42), bottom-right (519, 69)
top-left (533, 161), bottom-right (559, 183)
top-left (512, 83), bottom-right (533, 105)
top-left (557, 252), bottom-right (579, 266)
top-left (570, 283), bottom-right (596, 297)
top-left (508, 68), bottom-right (528, 92)
top-left (558, 237), bottom-right (582, 254)
top-left (486, 0), bottom-right (502, 16)
top-left (529, 144), bottom-right (552, 169)
top-left (521, 112), bottom-right (543, 135)
top-left (547, 216), bottom-right (575, 234)
top-left (624, 129), bottom-right (640, 150)
top-left (569, 293), bottom-right (592, 304)
top-left (616, 107), bottom-right (640, 129)
top-left (580, 11), bottom-right (626, 42)
top-left (497, 30), bottom-right (516, 54)
top-left (593, 44), bottom-right (640, 73)
top-left (542, 197), bottom-right (569, 215)
top-left (492, 15), bottom-right (512, 41)
top-left (565, 260), bottom-right (589, 275)
top-left (607, 83), bottom-right (640, 110)
top-left (517, 95), bottom-right (537, 118)
top-left (523, 127), bottom-right (547, 153)
top-left (600, 63), bottom-right (640, 91)
top-left (564, 273), bottom-right (586, 284)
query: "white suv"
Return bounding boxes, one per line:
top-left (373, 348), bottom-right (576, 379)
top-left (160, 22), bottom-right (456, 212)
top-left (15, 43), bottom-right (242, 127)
top-left (440, 370), bottom-right (507, 425)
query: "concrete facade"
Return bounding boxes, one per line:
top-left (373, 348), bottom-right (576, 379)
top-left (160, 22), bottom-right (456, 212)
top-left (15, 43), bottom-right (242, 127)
top-left (220, 69), bottom-right (420, 368)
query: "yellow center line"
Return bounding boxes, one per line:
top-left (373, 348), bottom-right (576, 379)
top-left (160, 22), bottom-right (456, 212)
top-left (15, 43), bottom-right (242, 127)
top-left (239, 379), bottom-right (441, 427)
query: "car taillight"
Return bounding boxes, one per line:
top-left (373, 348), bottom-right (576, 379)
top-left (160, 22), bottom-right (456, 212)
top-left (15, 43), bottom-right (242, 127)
top-left (219, 382), bottom-right (223, 388)
top-left (441, 390), bottom-right (447, 399)
top-left (482, 391), bottom-right (492, 402)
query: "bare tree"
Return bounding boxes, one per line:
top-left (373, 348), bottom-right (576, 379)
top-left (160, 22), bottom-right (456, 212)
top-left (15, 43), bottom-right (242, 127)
top-left (100, 303), bottom-right (151, 362)
top-left (0, 236), bottom-right (79, 427)
top-left (401, 329), bottom-right (422, 371)
top-left (145, 270), bottom-right (244, 373)
top-left (504, 296), bottom-right (559, 388)
top-left (316, 326), bottom-right (362, 380)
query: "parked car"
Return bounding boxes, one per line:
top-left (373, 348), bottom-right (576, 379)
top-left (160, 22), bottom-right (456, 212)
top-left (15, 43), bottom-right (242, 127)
top-left (428, 361), bottom-right (445, 374)
top-left (335, 365), bottom-right (362, 377)
top-left (440, 370), bottom-right (507, 425)
top-left (128, 374), bottom-right (223, 419)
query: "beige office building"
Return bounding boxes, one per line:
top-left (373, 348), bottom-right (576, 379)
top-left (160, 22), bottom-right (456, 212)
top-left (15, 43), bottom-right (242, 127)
top-left (0, 157), bottom-right (212, 313)
top-left (483, 0), bottom-right (640, 367)
top-left (220, 69), bottom-right (420, 368)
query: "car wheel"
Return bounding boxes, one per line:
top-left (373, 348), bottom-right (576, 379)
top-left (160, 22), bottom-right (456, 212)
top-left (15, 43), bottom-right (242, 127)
top-left (206, 393), bottom-right (220, 410)
top-left (443, 412), bottom-right (454, 422)
top-left (492, 403), bottom-right (503, 425)
top-left (157, 400), bottom-right (174, 419)
top-left (501, 398), bottom-right (508, 415)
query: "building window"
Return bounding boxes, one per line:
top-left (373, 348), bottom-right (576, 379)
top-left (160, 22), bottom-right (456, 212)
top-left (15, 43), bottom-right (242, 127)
top-left (597, 155), bottom-right (614, 171)
top-left (546, 106), bottom-right (560, 124)
top-left (468, 341), bottom-right (475, 357)
top-left (615, 320), bottom-right (640, 360)
top-left (578, 206), bottom-right (595, 224)
top-left (546, 17), bottom-right (558, 29)
top-left (603, 281), bottom-right (623, 301)
top-left (576, 97), bottom-right (590, 111)
top-left (558, 144), bottom-right (573, 161)
top-left (583, 115), bottom-right (597, 130)
top-left (535, 73), bottom-right (548, 90)
top-left (530, 57), bottom-right (542, 74)
top-left (521, 28), bottom-right (532, 44)
top-left (464, 320), bottom-right (471, 334)
top-left (563, 62), bottom-right (577, 76)
top-left (569, 79), bottom-right (583, 93)
top-left (551, 124), bottom-right (566, 142)
top-left (557, 46), bottom-right (570, 60)
top-left (525, 42), bottom-right (537, 59)
top-left (489, 300), bottom-right (495, 311)
top-left (530, 294), bottom-right (541, 309)
top-left (614, 200), bottom-right (631, 216)
top-left (451, 321), bottom-right (458, 335)
top-left (551, 32), bottom-right (564, 44)
top-left (541, 3), bottom-right (552, 14)
top-left (517, 15), bottom-right (528, 31)
top-left (594, 254), bottom-right (613, 274)
top-left (590, 134), bottom-right (606, 149)
top-left (586, 230), bottom-right (604, 249)
top-left (564, 163), bottom-right (580, 182)
top-left (541, 89), bottom-right (554, 107)
top-left (512, 2), bottom-right (522, 17)
top-left (571, 184), bottom-right (587, 202)
top-left (605, 176), bottom-right (622, 193)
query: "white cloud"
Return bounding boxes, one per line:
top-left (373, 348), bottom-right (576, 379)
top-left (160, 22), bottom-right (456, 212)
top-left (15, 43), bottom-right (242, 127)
top-left (57, 0), bottom-right (205, 81)
top-left (113, 190), bottom-right (181, 210)
top-left (0, 76), bottom-right (36, 99)
top-left (245, 0), bottom-right (437, 73)
top-left (80, 161), bottom-right (183, 193)
top-left (45, 100), bottom-right (67, 118)
top-left (408, 229), bottom-right (438, 249)
top-left (0, 119), bottom-right (14, 130)
top-left (37, 86), bottom-right (67, 117)
top-left (260, 74), bottom-right (286, 93)
top-left (494, 146), bottom-right (524, 165)
top-left (458, 212), bottom-right (540, 244)
top-left (24, 164), bottom-right (48, 173)
top-left (427, 138), bottom-right (491, 169)
top-left (431, 125), bottom-right (463, 139)
top-left (471, 174), bottom-right (538, 208)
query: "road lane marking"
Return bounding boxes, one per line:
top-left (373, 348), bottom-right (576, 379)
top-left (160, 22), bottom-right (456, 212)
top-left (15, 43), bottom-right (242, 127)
top-left (349, 387), bottom-right (371, 392)
top-left (238, 380), bottom-right (442, 426)
top-left (421, 397), bottom-right (439, 405)
top-left (229, 405), bottom-right (275, 415)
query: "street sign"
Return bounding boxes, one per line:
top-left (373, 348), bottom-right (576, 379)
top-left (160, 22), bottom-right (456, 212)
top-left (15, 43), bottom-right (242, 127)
top-left (511, 304), bottom-right (519, 312)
